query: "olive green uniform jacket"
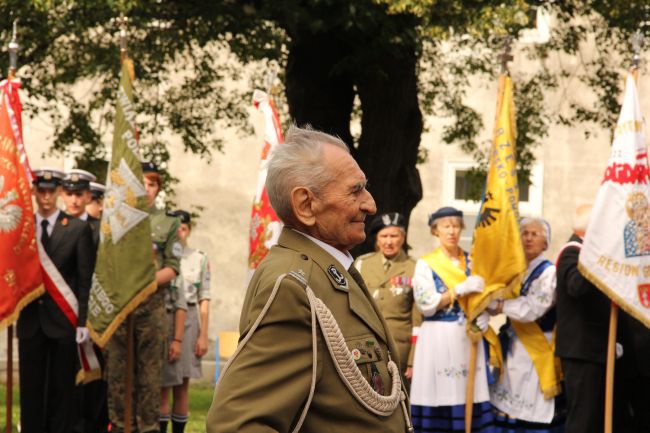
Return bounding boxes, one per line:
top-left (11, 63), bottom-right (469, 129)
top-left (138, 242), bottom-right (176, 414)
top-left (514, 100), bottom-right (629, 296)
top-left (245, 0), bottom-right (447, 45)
top-left (354, 250), bottom-right (421, 370)
top-left (207, 228), bottom-right (410, 433)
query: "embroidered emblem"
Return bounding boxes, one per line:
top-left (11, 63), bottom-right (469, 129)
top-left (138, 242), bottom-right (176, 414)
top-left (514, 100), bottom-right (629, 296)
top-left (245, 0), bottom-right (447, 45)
top-left (172, 242), bottom-right (183, 257)
top-left (43, 171), bottom-right (52, 180)
top-left (638, 283), bottom-right (650, 308)
top-left (328, 264), bottom-right (347, 287)
top-left (382, 214), bottom-right (391, 226)
top-left (102, 158), bottom-right (148, 244)
top-left (70, 174), bottom-right (79, 182)
top-left (0, 175), bottom-right (21, 232)
top-left (351, 348), bottom-right (361, 361)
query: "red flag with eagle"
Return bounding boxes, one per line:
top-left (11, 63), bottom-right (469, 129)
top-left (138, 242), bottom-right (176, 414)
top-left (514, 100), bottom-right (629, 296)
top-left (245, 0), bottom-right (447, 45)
top-left (247, 90), bottom-right (284, 282)
top-left (0, 78), bottom-right (44, 329)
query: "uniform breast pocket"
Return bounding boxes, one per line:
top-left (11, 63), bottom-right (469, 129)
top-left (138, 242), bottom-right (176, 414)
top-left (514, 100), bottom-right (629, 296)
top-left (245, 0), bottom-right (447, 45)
top-left (346, 335), bottom-right (386, 394)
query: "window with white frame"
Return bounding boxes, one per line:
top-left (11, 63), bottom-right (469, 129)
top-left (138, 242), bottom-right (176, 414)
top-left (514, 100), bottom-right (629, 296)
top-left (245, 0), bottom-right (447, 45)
top-left (443, 161), bottom-right (544, 251)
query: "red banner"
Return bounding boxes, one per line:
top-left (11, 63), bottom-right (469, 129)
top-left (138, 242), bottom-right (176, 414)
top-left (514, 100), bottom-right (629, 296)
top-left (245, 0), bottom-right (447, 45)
top-left (0, 79), bottom-right (43, 329)
top-left (247, 90), bottom-right (284, 279)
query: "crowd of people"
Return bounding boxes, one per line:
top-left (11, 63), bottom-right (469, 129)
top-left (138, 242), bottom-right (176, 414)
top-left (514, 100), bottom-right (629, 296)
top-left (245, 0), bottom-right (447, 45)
top-left (17, 124), bottom-right (648, 433)
top-left (209, 125), bottom-right (650, 433)
top-left (22, 164), bottom-right (211, 433)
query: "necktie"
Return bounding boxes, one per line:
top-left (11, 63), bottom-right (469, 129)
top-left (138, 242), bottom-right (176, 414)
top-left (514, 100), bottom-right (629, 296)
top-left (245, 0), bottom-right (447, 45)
top-left (41, 219), bottom-right (50, 248)
top-left (384, 260), bottom-right (391, 273)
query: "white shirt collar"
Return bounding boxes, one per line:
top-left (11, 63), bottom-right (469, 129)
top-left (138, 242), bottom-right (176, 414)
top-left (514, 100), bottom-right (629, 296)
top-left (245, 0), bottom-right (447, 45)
top-left (293, 230), bottom-right (354, 270)
top-left (36, 209), bottom-right (60, 227)
top-left (78, 212), bottom-right (88, 221)
top-left (525, 253), bottom-right (547, 279)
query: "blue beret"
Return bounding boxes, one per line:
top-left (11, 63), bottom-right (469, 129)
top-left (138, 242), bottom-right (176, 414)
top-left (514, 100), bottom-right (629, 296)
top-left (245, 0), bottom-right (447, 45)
top-left (428, 206), bottom-right (463, 226)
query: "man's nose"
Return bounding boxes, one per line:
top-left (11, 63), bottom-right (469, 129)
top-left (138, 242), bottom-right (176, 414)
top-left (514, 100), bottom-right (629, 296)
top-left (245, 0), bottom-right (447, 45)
top-left (361, 189), bottom-right (377, 215)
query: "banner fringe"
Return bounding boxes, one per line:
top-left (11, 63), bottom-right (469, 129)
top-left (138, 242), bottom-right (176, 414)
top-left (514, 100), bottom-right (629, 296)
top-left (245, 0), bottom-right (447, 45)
top-left (0, 283), bottom-right (44, 331)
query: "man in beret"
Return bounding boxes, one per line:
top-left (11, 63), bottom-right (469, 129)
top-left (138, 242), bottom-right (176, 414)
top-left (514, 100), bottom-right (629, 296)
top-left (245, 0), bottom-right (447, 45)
top-left (207, 126), bottom-right (412, 433)
top-left (354, 212), bottom-right (422, 381)
top-left (18, 168), bottom-right (95, 433)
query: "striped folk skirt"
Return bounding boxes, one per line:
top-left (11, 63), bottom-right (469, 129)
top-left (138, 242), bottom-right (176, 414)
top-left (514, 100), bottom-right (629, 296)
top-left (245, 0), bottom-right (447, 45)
top-left (411, 402), bottom-right (495, 433)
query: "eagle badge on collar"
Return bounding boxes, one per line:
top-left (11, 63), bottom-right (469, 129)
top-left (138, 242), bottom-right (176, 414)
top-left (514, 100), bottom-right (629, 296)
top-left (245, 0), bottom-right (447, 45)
top-left (327, 264), bottom-right (347, 287)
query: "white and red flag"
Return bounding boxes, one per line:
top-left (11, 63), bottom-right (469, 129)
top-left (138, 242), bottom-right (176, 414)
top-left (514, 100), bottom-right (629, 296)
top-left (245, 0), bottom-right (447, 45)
top-left (247, 90), bottom-right (283, 281)
top-left (578, 73), bottom-right (650, 327)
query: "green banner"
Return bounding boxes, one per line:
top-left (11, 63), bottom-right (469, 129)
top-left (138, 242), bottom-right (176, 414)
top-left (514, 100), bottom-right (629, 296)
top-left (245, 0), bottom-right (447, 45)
top-left (88, 59), bottom-right (157, 347)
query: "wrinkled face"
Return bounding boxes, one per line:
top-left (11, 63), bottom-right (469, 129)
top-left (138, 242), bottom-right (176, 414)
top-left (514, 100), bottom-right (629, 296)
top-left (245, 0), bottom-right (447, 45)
top-left (521, 221), bottom-right (547, 261)
top-left (376, 226), bottom-right (405, 259)
top-left (61, 189), bottom-right (91, 217)
top-left (432, 216), bottom-right (462, 250)
top-left (86, 199), bottom-right (103, 219)
top-left (177, 223), bottom-right (191, 242)
top-left (34, 186), bottom-right (60, 215)
top-left (144, 177), bottom-right (160, 206)
top-left (309, 145), bottom-right (377, 252)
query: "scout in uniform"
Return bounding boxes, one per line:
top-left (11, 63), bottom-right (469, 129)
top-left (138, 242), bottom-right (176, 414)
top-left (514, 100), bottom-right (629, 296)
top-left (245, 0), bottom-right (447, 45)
top-left (207, 126), bottom-right (412, 433)
top-left (86, 181), bottom-right (106, 220)
top-left (19, 168), bottom-right (95, 433)
top-left (160, 210), bottom-right (212, 433)
top-left (107, 162), bottom-right (182, 433)
top-left (61, 169), bottom-right (99, 247)
top-left (354, 212), bottom-right (421, 380)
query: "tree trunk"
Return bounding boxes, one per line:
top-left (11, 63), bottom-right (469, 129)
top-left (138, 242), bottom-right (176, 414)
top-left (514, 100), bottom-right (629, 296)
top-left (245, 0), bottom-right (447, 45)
top-left (353, 42), bottom-right (423, 254)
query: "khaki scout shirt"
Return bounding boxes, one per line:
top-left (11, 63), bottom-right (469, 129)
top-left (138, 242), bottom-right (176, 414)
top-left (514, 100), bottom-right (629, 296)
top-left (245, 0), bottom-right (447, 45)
top-left (207, 228), bottom-right (410, 433)
top-left (149, 208), bottom-right (182, 288)
top-left (354, 250), bottom-right (421, 369)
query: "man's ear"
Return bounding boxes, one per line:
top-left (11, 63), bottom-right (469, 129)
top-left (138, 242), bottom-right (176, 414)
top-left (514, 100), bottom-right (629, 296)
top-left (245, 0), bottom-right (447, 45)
top-left (291, 186), bottom-right (316, 227)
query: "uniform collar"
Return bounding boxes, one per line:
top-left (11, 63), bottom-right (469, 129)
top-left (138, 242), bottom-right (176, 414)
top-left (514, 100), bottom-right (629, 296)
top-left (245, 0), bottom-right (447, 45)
top-left (36, 209), bottom-right (60, 227)
top-left (78, 212), bottom-right (88, 221)
top-left (293, 229), bottom-right (354, 270)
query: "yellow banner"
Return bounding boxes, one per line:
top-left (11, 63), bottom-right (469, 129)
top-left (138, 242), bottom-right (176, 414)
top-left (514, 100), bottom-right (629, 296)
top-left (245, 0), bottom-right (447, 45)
top-left (467, 74), bottom-right (526, 319)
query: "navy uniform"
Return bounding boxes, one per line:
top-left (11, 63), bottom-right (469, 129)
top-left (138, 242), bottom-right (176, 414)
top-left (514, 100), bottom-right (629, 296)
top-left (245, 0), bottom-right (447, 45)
top-left (18, 168), bottom-right (95, 433)
top-left (87, 181), bottom-right (106, 220)
top-left (354, 213), bottom-right (420, 373)
top-left (63, 170), bottom-right (110, 433)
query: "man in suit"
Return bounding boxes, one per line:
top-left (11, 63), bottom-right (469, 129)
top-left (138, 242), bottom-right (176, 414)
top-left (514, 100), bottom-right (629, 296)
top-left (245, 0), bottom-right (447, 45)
top-left (555, 204), bottom-right (624, 433)
top-left (61, 169), bottom-right (100, 247)
top-left (354, 212), bottom-right (421, 381)
top-left (18, 168), bottom-right (95, 433)
top-left (207, 126), bottom-right (411, 433)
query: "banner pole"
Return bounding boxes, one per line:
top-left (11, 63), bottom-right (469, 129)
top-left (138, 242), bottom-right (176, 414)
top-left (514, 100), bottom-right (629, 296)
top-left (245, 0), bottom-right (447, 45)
top-left (124, 315), bottom-right (134, 433)
top-left (465, 339), bottom-right (478, 433)
top-left (5, 326), bottom-right (12, 433)
top-left (604, 303), bottom-right (618, 433)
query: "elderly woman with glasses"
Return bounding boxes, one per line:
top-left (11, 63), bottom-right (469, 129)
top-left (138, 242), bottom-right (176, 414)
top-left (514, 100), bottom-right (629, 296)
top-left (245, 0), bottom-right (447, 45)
top-left (488, 216), bottom-right (565, 433)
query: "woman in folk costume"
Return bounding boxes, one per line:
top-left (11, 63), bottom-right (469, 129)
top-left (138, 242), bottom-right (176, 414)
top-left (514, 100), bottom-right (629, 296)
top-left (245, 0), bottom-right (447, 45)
top-left (411, 206), bottom-right (494, 433)
top-left (487, 217), bottom-right (565, 433)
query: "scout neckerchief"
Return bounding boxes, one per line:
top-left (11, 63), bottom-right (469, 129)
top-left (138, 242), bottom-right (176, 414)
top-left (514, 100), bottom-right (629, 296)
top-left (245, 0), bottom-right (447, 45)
top-left (508, 257), bottom-right (561, 399)
top-left (421, 248), bottom-right (504, 372)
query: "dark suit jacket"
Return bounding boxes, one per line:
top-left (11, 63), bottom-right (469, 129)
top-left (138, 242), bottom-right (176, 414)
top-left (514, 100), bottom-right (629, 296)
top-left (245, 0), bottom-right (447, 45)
top-left (87, 215), bottom-right (100, 249)
top-left (555, 234), bottom-right (612, 363)
top-left (18, 211), bottom-right (95, 340)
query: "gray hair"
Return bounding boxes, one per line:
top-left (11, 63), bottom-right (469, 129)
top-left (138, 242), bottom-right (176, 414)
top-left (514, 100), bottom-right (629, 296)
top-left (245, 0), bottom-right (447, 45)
top-left (520, 216), bottom-right (551, 248)
top-left (266, 125), bottom-right (349, 223)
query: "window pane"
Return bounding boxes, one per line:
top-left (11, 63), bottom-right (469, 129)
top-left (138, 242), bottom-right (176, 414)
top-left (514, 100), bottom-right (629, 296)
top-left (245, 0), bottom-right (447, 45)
top-left (454, 169), bottom-right (530, 203)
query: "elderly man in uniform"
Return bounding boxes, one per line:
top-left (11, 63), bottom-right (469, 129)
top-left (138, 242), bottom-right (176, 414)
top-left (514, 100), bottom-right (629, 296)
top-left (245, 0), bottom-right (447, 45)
top-left (354, 212), bottom-right (421, 381)
top-left (86, 181), bottom-right (106, 220)
top-left (18, 168), bottom-right (94, 433)
top-left (207, 126), bottom-right (412, 433)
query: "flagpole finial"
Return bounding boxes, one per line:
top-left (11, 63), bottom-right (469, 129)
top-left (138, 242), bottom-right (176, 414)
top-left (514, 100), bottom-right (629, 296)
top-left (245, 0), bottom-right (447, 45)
top-left (117, 14), bottom-right (129, 60)
top-left (7, 19), bottom-right (19, 79)
top-left (499, 36), bottom-right (513, 75)
top-left (265, 61), bottom-right (280, 96)
top-left (631, 30), bottom-right (644, 70)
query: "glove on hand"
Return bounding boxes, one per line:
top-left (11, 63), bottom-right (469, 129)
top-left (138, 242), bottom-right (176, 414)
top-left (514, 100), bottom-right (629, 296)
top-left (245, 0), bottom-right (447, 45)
top-left (454, 276), bottom-right (485, 297)
top-left (76, 327), bottom-right (90, 344)
top-left (475, 312), bottom-right (490, 332)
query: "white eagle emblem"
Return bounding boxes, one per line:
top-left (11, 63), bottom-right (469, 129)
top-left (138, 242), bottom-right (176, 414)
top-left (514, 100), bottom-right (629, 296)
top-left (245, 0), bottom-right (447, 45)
top-left (0, 175), bottom-right (22, 232)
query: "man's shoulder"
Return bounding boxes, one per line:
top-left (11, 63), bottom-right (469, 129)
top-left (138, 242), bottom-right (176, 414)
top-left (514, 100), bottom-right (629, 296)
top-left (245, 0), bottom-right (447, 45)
top-left (355, 251), bottom-right (379, 265)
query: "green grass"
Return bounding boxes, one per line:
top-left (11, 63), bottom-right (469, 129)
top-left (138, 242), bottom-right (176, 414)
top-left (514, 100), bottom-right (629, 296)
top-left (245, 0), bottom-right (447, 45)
top-left (0, 382), bottom-right (215, 433)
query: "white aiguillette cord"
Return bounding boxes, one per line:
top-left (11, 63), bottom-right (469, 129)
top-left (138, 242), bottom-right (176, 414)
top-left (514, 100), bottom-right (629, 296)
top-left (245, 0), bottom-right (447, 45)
top-left (216, 272), bottom-right (413, 433)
